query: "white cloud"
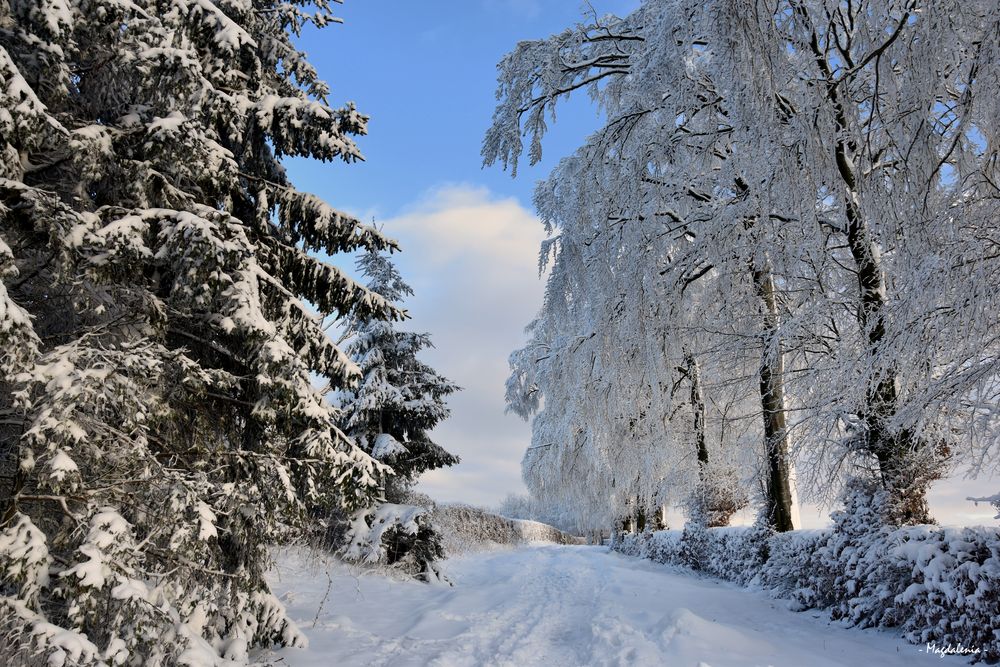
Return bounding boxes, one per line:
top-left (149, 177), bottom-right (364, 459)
top-left (389, 184), bottom-right (544, 268)
top-left (377, 184), bottom-right (547, 508)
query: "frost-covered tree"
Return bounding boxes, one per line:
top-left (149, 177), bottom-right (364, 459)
top-left (0, 1), bottom-right (400, 662)
top-left (492, 11), bottom-right (797, 532)
top-left (504, 211), bottom-right (694, 533)
top-left (487, 0), bottom-right (1000, 527)
top-left (336, 250), bottom-right (459, 581)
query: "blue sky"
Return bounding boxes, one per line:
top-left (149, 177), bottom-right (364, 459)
top-left (289, 1), bottom-right (998, 527)
top-left (288, 0), bottom-right (640, 215)
top-left (287, 0), bottom-right (640, 514)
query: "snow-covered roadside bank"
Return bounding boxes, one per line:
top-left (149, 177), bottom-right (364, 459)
top-left (262, 545), bottom-right (958, 667)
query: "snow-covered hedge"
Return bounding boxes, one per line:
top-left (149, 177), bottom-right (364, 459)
top-left (616, 487), bottom-right (1000, 662)
top-left (431, 503), bottom-right (584, 555)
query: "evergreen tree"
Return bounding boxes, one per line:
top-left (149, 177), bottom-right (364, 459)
top-left (337, 250), bottom-right (459, 581)
top-left (343, 250), bottom-right (459, 496)
top-left (0, 1), bottom-right (398, 662)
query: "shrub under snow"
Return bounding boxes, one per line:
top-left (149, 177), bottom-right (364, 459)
top-left (616, 482), bottom-right (1000, 662)
top-left (431, 503), bottom-right (584, 556)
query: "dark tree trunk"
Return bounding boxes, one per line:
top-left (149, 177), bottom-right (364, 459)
top-left (653, 505), bottom-right (668, 530)
top-left (680, 351), bottom-right (747, 528)
top-left (752, 266), bottom-right (795, 532)
top-left (803, 14), bottom-right (934, 524)
top-left (685, 351), bottom-right (710, 469)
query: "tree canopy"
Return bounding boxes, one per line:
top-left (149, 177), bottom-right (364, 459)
top-left (0, 0), bottom-right (404, 662)
top-left (488, 0), bottom-right (1000, 530)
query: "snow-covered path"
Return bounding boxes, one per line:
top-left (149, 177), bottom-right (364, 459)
top-left (266, 545), bottom-right (951, 667)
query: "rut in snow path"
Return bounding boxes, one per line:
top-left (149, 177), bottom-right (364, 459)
top-left (266, 545), bottom-right (947, 667)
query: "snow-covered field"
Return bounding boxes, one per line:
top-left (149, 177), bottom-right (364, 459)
top-left (264, 545), bottom-right (954, 667)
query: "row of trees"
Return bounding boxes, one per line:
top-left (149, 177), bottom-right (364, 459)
top-left (0, 1), bottom-right (456, 664)
top-left (488, 0), bottom-right (1000, 533)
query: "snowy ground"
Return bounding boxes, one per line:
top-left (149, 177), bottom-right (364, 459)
top-left (264, 545), bottom-right (959, 667)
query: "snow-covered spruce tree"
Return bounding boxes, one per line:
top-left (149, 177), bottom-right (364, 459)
top-left (487, 0), bottom-right (1000, 527)
top-left (337, 250), bottom-right (459, 581)
top-left (0, 1), bottom-right (400, 663)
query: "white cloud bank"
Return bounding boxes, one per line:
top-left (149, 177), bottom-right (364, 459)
top-left (378, 184), bottom-right (547, 508)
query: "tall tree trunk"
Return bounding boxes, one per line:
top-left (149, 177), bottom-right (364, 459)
top-left (684, 351), bottom-right (710, 469)
top-left (804, 19), bottom-right (933, 523)
top-left (796, 7), bottom-right (935, 524)
top-left (751, 266), bottom-right (795, 532)
top-left (681, 351), bottom-right (747, 528)
top-left (840, 169), bottom-right (932, 523)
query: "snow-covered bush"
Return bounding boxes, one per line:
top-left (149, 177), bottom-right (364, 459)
top-left (432, 503), bottom-right (517, 555)
top-left (624, 530), bottom-right (684, 564)
top-left (678, 509), bottom-right (710, 570)
top-left (620, 522), bottom-right (773, 586)
top-left (894, 526), bottom-right (1000, 660)
top-left (340, 503), bottom-right (448, 583)
top-left (755, 529), bottom-right (829, 606)
top-left (498, 492), bottom-right (583, 535)
top-left (794, 480), bottom-right (915, 626)
top-left (760, 521), bottom-right (1000, 662)
top-left (701, 522), bottom-right (774, 587)
top-left (616, 482), bottom-right (1000, 661)
top-left (515, 519), bottom-right (582, 544)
